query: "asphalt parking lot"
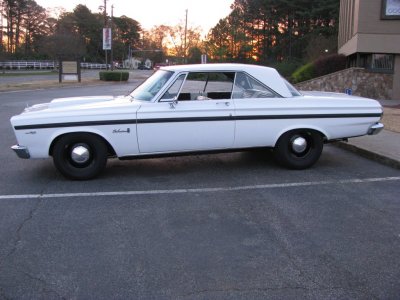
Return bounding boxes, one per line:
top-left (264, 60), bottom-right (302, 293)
top-left (0, 83), bottom-right (399, 299)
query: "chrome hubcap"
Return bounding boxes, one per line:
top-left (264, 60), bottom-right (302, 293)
top-left (291, 136), bottom-right (308, 154)
top-left (71, 145), bottom-right (90, 164)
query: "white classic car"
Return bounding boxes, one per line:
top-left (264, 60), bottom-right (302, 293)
top-left (10, 63), bottom-right (384, 180)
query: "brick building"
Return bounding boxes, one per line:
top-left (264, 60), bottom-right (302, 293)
top-left (338, 0), bottom-right (400, 99)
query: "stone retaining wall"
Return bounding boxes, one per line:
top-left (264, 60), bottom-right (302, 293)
top-left (295, 68), bottom-right (393, 100)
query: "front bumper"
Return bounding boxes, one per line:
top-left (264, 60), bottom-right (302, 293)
top-left (11, 145), bottom-right (30, 159)
top-left (367, 123), bottom-right (384, 135)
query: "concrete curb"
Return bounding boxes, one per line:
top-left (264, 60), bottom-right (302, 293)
top-left (335, 141), bottom-right (400, 170)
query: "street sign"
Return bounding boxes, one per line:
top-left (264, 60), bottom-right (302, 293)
top-left (59, 60), bottom-right (81, 83)
top-left (345, 88), bottom-right (352, 95)
top-left (103, 28), bottom-right (112, 50)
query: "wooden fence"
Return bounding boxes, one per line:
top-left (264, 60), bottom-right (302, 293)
top-left (0, 61), bottom-right (110, 70)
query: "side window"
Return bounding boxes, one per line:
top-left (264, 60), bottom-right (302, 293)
top-left (178, 73), bottom-right (207, 100)
top-left (177, 72), bottom-right (234, 100)
top-left (233, 72), bottom-right (278, 99)
top-left (204, 73), bottom-right (234, 100)
top-left (161, 74), bottom-right (186, 100)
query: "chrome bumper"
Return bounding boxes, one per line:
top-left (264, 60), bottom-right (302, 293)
top-left (11, 145), bottom-right (30, 159)
top-left (367, 123), bottom-right (384, 135)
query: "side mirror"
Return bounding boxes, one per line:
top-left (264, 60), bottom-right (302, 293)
top-left (169, 96), bottom-right (178, 109)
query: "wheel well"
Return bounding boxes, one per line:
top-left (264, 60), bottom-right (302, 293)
top-left (277, 128), bottom-right (327, 144)
top-left (49, 132), bottom-right (116, 157)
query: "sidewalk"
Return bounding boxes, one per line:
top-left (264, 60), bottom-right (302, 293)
top-left (337, 100), bottom-right (400, 170)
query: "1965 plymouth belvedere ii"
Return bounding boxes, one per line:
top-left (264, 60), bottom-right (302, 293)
top-left (10, 63), bottom-right (384, 180)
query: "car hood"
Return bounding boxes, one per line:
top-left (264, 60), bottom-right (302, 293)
top-left (23, 95), bottom-right (118, 113)
top-left (11, 95), bottom-right (142, 128)
top-left (50, 95), bottom-right (116, 108)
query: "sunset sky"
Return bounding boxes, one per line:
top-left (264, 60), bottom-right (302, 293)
top-left (35, 0), bottom-right (234, 34)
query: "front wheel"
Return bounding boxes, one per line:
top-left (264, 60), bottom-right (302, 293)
top-left (273, 130), bottom-right (324, 170)
top-left (52, 133), bottom-right (108, 180)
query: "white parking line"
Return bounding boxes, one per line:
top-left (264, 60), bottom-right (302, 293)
top-left (1, 176), bottom-right (399, 200)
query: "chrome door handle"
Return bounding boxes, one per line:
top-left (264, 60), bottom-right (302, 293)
top-left (216, 101), bottom-right (230, 106)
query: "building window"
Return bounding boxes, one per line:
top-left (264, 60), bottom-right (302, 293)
top-left (347, 53), bottom-right (394, 73)
top-left (371, 54), bottom-right (394, 72)
top-left (381, 0), bottom-right (400, 20)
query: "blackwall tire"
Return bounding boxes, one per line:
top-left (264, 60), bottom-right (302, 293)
top-left (274, 130), bottom-right (323, 170)
top-left (52, 133), bottom-right (108, 180)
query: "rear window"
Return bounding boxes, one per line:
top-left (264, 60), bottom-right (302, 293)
top-left (283, 79), bottom-right (301, 97)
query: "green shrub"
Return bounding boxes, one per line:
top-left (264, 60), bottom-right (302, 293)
top-left (272, 60), bottom-right (302, 78)
top-left (99, 71), bottom-right (129, 81)
top-left (291, 63), bottom-right (315, 83)
top-left (313, 54), bottom-right (346, 78)
top-left (291, 54), bottom-right (347, 83)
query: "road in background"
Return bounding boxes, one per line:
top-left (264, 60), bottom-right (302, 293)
top-left (0, 84), bottom-right (399, 299)
top-left (0, 69), bottom-right (153, 89)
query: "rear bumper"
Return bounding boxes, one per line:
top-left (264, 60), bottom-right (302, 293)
top-left (368, 123), bottom-right (384, 135)
top-left (11, 145), bottom-right (30, 159)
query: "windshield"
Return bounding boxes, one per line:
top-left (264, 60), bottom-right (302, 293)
top-left (130, 70), bottom-right (174, 101)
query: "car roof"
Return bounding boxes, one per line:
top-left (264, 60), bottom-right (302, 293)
top-left (160, 63), bottom-right (292, 98)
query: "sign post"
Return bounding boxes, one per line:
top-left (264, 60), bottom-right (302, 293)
top-left (103, 28), bottom-right (112, 69)
top-left (59, 60), bottom-right (81, 83)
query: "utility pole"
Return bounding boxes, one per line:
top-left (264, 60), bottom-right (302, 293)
top-left (110, 4), bottom-right (114, 70)
top-left (0, 0), bottom-right (4, 74)
top-left (0, 0), bottom-right (3, 52)
top-left (103, 0), bottom-right (108, 69)
top-left (184, 9), bottom-right (188, 64)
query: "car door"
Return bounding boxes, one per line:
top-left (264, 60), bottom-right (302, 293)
top-left (232, 71), bottom-right (283, 148)
top-left (137, 72), bottom-right (235, 154)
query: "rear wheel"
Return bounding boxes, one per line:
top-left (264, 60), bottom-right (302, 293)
top-left (274, 129), bottom-right (324, 169)
top-left (52, 133), bottom-right (108, 180)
